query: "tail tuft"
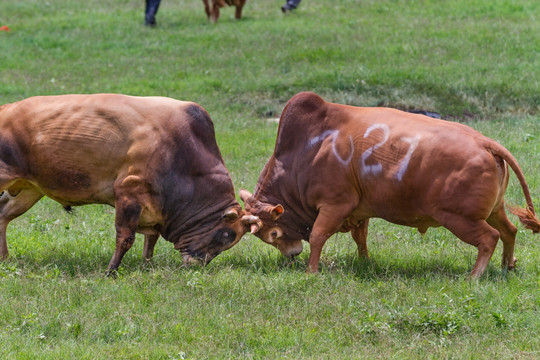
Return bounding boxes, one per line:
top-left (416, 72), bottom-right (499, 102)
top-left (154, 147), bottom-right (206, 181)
top-left (509, 206), bottom-right (540, 234)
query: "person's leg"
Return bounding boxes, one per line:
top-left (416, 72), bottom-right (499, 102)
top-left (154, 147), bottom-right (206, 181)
top-left (145, 0), bottom-right (162, 26)
top-left (282, 0), bottom-right (302, 12)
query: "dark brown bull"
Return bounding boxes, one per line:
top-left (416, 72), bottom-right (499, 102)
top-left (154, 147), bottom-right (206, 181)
top-left (202, 0), bottom-right (246, 23)
top-left (241, 92), bottom-right (540, 278)
top-left (0, 94), bottom-right (252, 271)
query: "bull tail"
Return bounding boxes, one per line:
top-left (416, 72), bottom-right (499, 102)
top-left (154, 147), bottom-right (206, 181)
top-left (487, 140), bottom-right (540, 233)
top-left (507, 207), bottom-right (540, 233)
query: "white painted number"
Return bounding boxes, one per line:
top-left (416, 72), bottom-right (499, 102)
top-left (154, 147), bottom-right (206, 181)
top-left (360, 124), bottom-right (390, 176)
top-left (310, 123), bottom-right (421, 181)
top-left (309, 130), bottom-right (354, 166)
top-left (396, 135), bottom-right (420, 181)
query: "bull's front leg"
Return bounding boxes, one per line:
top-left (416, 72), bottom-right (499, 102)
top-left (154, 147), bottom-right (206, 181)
top-left (234, 0), bottom-right (246, 19)
top-left (108, 197), bottom-right (143, 274)
top-left (202, 0), bottom-right (211, 19)
top-left (307, 206), bottom-right (353, 273)
top-left (211, 4), bottom-right (221, 23)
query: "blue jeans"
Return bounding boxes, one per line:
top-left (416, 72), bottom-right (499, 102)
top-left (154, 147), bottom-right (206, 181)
top-left (145, 0), bottom-right (161, 25)
top-left (285, 0), bottom-right (302, 9)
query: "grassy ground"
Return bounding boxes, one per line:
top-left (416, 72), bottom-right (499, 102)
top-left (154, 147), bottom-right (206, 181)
top-left (1, 0), bottom-right (539, 358)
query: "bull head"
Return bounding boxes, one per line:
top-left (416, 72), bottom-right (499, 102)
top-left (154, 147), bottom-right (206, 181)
top-left (239, 189), bottom-right (284, 234)
top-left (179, 205), bottom-right (250, 267)
top-left (238, 189), bottom-right (302, 257)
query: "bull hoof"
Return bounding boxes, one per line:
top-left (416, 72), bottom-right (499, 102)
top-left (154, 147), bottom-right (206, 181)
top-left (504, 257), bottom-right (518, 270)
top-left (106, 268), bottom-right (118, 278)
top-left (142, 253), bottom-right (153, 262)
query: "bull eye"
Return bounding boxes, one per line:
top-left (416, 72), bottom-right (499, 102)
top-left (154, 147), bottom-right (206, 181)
top-left (271, 230), bottom-right (278, 238)
top-left (215, 228), bottom-right (236, 245)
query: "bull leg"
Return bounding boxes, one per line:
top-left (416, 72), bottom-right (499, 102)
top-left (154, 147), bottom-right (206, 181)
top-left (203, 0), bottom-right (211, 19)
top-left (351, 219), bottom-right (369, 259)
top-left (439, 214), bottom-right (500, 278)
top-left (142, 234), bottom-right (159, 261)
top-left (234, 1), bottom-right (245, 19)
top-left (0, 189), bottom-right (43, 259)
top-left (307, 207), bottom-right (353, 273)
top-left (107, 197), bottom-right (142, 273)
top-left (487, 207), bottom-right (518, 270)
top-left (211, 4), bottom-right (220, 23)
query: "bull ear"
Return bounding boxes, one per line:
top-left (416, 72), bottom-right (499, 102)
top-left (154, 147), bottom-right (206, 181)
top-left (239, 189), bottom-right (253, 203)
top-left (270, 205), bottom-right (284, 220)
top-left (222, 207), bottom-right (239, 221)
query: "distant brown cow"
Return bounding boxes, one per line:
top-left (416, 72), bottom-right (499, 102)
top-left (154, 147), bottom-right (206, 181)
top-left (203, 0), bottom-right (246, 23)
top-left (0, 94), bottom-right (252, 272)
top-left (241, 92), bottom-right (540, 278)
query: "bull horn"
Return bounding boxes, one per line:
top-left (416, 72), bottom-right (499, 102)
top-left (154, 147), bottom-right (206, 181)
top-left (223, 207), bottom-right (239, 221)
top-left (239, 189), bottom-right (253, 203)
top-left (241, 214), bottom-right (258, 224)
top-left (250, 223), bottom-right (260, 234)
top-left (242, 214), bottom-right (263, 234)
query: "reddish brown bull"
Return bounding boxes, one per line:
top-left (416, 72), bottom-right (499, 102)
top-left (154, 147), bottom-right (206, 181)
top-left (202, 0), bottom-right (246, 23)
top-left (241, 92), bottom-right (540, 278)
top-left (0, 94), bottom-right (252, 272)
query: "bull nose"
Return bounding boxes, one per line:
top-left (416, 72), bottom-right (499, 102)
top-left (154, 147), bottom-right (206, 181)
top-left (281, 243), bottom-right (303, 258)
top-left (290, 251), bottom-right (302, 258)
top-left (182, 253), bottom-right (214, 267)
top-left (182, 254), bottom-right (204, 266)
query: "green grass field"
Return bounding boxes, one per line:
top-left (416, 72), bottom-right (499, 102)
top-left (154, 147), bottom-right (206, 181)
top-left (1, 0), bottom-right (539, 358)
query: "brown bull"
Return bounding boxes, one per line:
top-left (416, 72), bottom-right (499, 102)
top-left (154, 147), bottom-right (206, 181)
top-left (0, 94), bottom-right (253, 271)
top-left (202, 0), bottom-right (246, 23)
top-left (241, 92), bottom-right (540, 278)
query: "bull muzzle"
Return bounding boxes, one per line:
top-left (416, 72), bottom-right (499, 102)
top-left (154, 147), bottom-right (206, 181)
top-left (182, 253), bottom-right (207, 266)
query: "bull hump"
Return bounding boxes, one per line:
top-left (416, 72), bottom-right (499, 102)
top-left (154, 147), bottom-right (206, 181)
top-left (275, 93), bottom-right (328, 154)
top-left (184, 104), bottom-right (222, 158)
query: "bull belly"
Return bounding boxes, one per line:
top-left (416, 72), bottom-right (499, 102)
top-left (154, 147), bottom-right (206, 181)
top-left (382, 215), bottom-right (440, 233)
top-left (29, 180), bottom-right (115, 207)
top-left (12, 179), bottom-right (162, 233)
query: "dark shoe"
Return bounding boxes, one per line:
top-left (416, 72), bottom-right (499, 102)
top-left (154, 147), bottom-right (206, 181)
top-left (145, 15), bottom-right (156, 27)
top-left (281, 4), bottom-right (295, 13)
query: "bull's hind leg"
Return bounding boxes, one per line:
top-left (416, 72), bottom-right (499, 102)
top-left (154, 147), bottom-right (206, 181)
top-left (351, 219), bottom-right (369, 259)
top-left (142, 234), bottom-right (159, 261)
top-left (439, 214), bottom-right (500, 278)
top-left (487, 206), bottom-right (518, 271)
top-left (0, 188), bottom-right (43, 259)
